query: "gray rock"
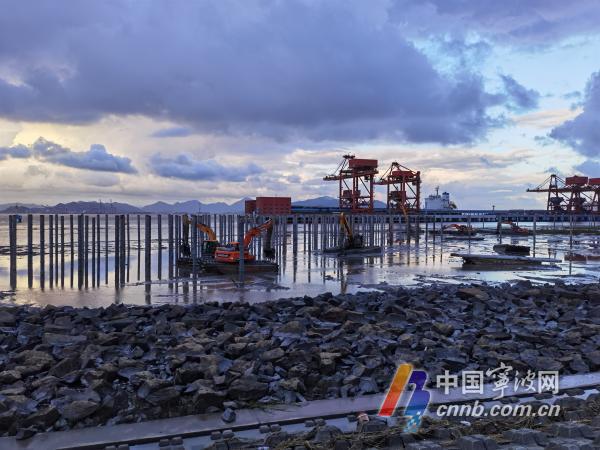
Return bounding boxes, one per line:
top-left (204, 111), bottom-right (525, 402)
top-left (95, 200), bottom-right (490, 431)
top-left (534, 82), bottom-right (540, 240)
top-left (43, 333), bottom-right (87, 347)
top-left (146, 387), bottom-right (179, 406)
top-left (221, 408), bottom-right (236, 423)
top-left (228, 377), bottom-right (269, 401)
top-left (59, 400), bottom-right (99, 421)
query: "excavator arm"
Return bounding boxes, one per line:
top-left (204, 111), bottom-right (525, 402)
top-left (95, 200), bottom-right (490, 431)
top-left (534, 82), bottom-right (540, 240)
top-left (196, 223), bottom-right (217, 241)
top-left (243, 219), bottom-right (273, 248)
top-left (339, 213), bottom-right (353, 239)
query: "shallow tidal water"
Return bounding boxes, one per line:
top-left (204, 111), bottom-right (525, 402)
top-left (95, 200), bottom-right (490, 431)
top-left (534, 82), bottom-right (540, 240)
top-left (1, 214), bottom-right (599, 307)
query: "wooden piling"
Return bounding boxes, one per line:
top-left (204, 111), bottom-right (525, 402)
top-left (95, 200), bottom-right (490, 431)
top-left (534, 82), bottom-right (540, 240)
top-left (54, 214), bottom-right (59, 285)
top-left (157, 214), bottom-right (162, 279)
top-left (84, 215), bottom-right (89, 289)
top-left (532, 214), bottom-right (537, 257)
top-left (40, 215), bottom-right (45, 288)
top-left (136, 214), bottom-right (141, 280)
top-left (192, 214), bottom-right (198, 292)
top-left (145, 215), bottom-right (151, 284)
top-left (60, 216), bottom-right (65, 288)
top-left (9, 215), bottom-right (17, 290)
top-left (96, 215), bottom-right (100, 286)
top-left (168, 214), bottom-right (174, 281)
top-left (49, 214), bottom-right (54, 287)
top-left (27, 214), bottom-right (33, 288)
top-left (104, 214), bottom-right (109, 285)
top-left (292, 215), bottom-right (298, 254)
top-left (77, 215), bottom-right (83, 289)
top-left (120, 215), bottom-right (126, 284)
top-left (114, 215), bottom-right (120, 287)
top-left (238, 215), bottom-right (245, 285)
top-left (125, 214), bottom-right (130, 282)
top-left (70, 215), bottom-right (74, 288)
top-left (91, 217), bottom-right (96, 287)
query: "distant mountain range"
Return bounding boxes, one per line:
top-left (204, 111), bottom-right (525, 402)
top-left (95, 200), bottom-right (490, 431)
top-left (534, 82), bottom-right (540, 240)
top-left (0, 196), bottom-right (366, 214)
top-left (143, 199), bottom-right (248, 214)
top-left (292, 196), bottom-right (387, 209)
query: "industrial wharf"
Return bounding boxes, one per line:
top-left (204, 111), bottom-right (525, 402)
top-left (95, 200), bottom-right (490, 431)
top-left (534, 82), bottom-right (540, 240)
top-left (1, 209), bottom-right (598, 291)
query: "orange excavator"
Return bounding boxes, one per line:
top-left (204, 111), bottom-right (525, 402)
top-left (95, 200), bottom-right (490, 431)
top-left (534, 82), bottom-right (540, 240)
top-left (196, 223), bottom-right (220, 258)
top-left (496, 220), bottom-right (529, 235)
top-left (181, 215), bottom-right (221, 258)
top-left (214, 219), bottom-right (273, 263)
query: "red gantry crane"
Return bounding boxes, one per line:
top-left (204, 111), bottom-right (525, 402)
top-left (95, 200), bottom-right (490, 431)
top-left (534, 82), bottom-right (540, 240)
top-left (324, 154), bottom-right (378, 213)
top-left (527, 174), bottom-right (597, 213)
top-left (375, 162), bottom-right (421, 213)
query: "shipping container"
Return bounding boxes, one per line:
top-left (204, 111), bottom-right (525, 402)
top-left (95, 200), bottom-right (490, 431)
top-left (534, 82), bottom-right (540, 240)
top-left (565, 176), bottom-right (588, 185)
top-left (348, 158), bottom-right (378, 169)
top-left (255, 197), bottom-right (292, 215)
top-left (391, 170), bottom-right (416, 177)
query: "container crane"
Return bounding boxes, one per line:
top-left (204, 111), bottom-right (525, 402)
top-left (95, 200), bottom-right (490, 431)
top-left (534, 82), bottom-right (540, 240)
top-left (527, 174), bottom-right (595, 213)
top-left (375, 162), bottom-right (421, 213)
top-left (323, 154), bottom-right (378, 213)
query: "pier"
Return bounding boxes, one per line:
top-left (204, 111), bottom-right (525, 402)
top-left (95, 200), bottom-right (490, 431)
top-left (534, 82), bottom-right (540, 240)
top-left (1, 210), bottom-right (596, 291)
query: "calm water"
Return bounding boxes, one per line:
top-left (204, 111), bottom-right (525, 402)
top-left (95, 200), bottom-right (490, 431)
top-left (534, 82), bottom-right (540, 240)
top-left (1, 214), bottom-right (599, 307)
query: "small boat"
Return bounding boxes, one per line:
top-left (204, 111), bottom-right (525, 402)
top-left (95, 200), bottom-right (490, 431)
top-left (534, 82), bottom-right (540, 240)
top-left (451, 252), bottom-right (560, 267)
top-left (493, 244), bottom-right (530, 255)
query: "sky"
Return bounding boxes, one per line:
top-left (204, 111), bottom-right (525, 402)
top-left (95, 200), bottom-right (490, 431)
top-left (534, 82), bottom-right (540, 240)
top-left (0, 0), bottom-right (599, 209)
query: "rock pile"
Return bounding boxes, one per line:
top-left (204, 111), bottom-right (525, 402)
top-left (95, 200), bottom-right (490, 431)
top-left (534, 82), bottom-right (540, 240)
top-left (0, 280), bottom-right (599, 437)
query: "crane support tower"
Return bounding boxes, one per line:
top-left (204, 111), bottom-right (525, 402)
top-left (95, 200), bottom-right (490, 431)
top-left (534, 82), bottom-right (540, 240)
top-left (527, 174), bottom-right (597, 213)
top-left (323, 154), bottom-right (378, 213)
top-left (375, 162), bottom-right (421, 213)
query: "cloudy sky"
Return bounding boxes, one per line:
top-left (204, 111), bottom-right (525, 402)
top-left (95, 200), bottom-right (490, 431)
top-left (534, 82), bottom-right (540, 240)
top-left (0, 0), bottom-right (599, 208)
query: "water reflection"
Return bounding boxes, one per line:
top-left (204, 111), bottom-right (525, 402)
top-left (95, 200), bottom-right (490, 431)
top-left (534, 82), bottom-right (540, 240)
top-left (1, 216), bottom-right (600, 308)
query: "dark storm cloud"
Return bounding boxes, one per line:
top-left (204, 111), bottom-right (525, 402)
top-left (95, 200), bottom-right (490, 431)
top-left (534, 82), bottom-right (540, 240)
top-left (0, 0), bottom-right (512, 145)
top-left (0, 144), bottom-right (31, 160)
top-left (388, 0), bottom-right (600, 45)
top-left (574, 159), bottom-right (600, 176)
top-left (150, 154), bottom-right (263, 181)
top-left (550, 71), bottom-right (600, 157)
top-left (0, 138), bottom-right (136, 173)
top-left (500, 75), bottom-right (540, 112)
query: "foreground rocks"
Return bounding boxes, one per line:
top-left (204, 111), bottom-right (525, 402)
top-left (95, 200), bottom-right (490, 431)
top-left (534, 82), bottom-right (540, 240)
top-left (0, 280), bottom-right (599, 437)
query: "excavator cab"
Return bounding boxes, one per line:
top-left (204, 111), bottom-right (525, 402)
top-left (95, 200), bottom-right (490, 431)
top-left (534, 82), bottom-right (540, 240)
top-left (214, 241), bottom-right (253, 263)
top-left (339, 213), bottom-right (364, 249)
top-left (201, 240), bottom-right (219, 258)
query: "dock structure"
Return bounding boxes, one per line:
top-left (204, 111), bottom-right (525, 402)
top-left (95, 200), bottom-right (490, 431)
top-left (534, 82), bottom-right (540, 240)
top-left (1, 209), bottom-right (597, 291)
